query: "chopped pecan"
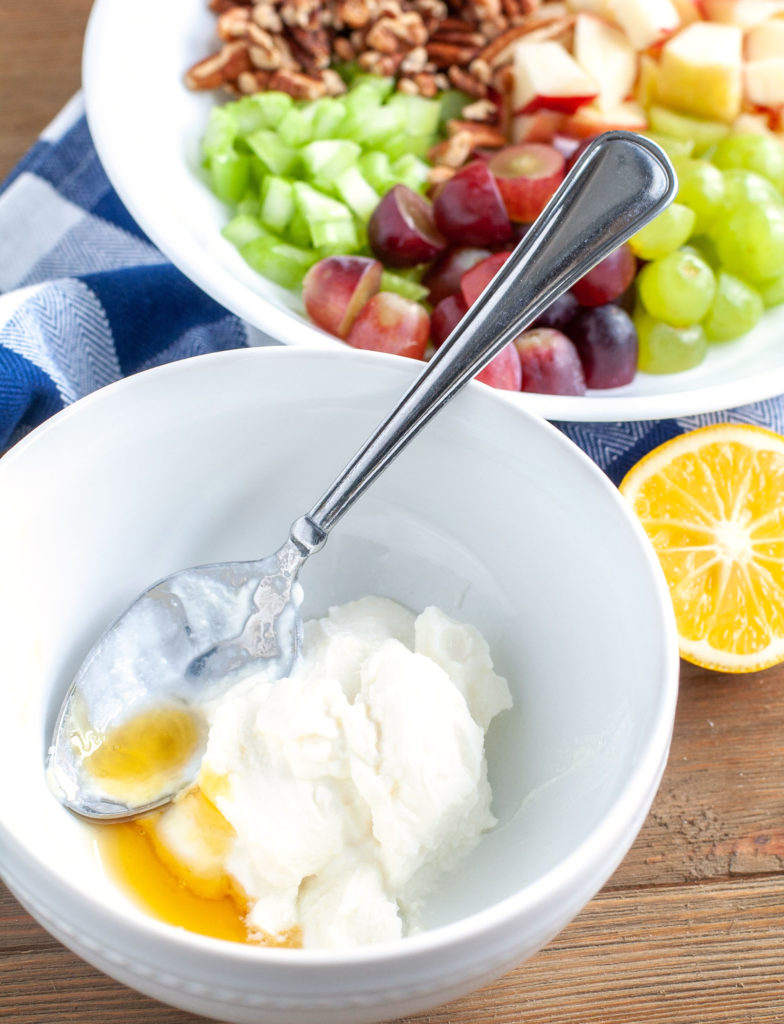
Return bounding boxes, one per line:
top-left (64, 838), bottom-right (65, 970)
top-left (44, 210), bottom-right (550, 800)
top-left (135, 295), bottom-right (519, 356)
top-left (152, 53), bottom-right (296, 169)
top-left (237, 68), bottom-right (272, 93)
top-left (335, 0), bottom-right (373, 28)
top-left (447, 118), bottom-right (506, 146)
top-left (268, 67), bottom-right (328, 99)
top-left (209, 0), bottom-right (250, 12)
top-left (185, 41), bottom-right (253, 90)
top-left (427, 164), bottom-right (456, 186)
top-left (428, 131), bottom-right (474, 168)
top-left (289, 25), bottom-right (331, 70)
top-left (461, 97), bottom-right (497, 121)
top-left (425, 40), bottom-right (481, 68)
top-left (247, 27), bottom-right (296, 70)
top-left (447, 65), bottom-right (488, 98)
top-left (217, 6), bottom-right (252, 39)
top-left (251, 2), bottom-right (283, 32)
top-left (356, 49), bottom-right (405, 75)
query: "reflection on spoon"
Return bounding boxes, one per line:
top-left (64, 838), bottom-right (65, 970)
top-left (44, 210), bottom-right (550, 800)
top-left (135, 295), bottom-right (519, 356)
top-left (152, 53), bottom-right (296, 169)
top-left (46, 132), bottom-right (677, 822)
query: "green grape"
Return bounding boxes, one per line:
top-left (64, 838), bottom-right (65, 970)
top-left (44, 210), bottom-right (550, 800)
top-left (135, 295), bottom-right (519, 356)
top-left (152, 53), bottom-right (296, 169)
top-left (634, 304), bottom-right (708, 374)
top-left (720, 169), bottom-right (783, 213)
top-left (684, 235), bottom-right (720, 269)
top-left (637, 249), bottom-right (716, 326)
top-left (673, 158), bottom-right (725, 233)
top-left (712, 133), bottom-right (784, 192)
top-left (759, 272), bottom-right (784, 309)
top-left (702, 272), bottom-right (764, 341)
top-left (630, 202), bottom-right (695, 260)
top-left (712, 200), bottom-right (784, 283)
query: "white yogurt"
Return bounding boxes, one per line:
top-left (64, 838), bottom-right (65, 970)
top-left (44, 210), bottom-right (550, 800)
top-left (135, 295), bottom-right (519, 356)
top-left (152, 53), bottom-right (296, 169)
top-left (160, 596), bottom-right (511, 949)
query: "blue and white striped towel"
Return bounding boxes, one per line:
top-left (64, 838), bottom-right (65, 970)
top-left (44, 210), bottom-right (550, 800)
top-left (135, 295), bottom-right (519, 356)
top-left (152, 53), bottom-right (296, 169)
top-left (2, 95), bottom-right (784, 481)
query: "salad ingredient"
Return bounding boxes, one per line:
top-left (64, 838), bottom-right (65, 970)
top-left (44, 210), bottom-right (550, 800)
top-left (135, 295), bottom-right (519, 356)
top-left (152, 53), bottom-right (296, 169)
top-left (514, 328), bottom-right (587, 396)
top-left (712, 201), bottom-right (784, 283)
top-left (637, 249), bottom-right (716, 326)
top-left (634, 306), bottom-right (707, 374)
top-left (629, 203), bottom-right (695, 260)
top-left (702, 272), bottom-right (764, 342)
top-left (302, 255), bottom-right (383, 339)
top-left (430, 293), bottom-right (467, 347)
top-left (488, 143), bottom-right (565, 223)
top-left (346, 291), bottom-right (430, 359)
top-left (460, 252), bottom-right (511, 307)
top-left (655, 21), bottom-right (743, 123)
top-left (368, 185), bottom-right (447, 267)
top-left (530, 290), bottom-right (581, 332)
top-left (475, 342), bottom-right (523, 390)
top-left (620, 423), bottom-right (784, 673)
top-left (432, 162), bottom-right (513, 247)
top-left (423, 247), bottom-right (491, 306)
top-left (569, 304), bottom-right (638, 389)
top-left (569, 242), bottom-right (637, 307)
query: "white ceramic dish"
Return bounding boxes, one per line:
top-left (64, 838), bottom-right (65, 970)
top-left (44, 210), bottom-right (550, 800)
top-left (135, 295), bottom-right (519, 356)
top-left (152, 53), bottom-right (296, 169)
top-left (0, 347), bottom-right (678, 1023)
top-left (81, 0), bottom-right (784, 423)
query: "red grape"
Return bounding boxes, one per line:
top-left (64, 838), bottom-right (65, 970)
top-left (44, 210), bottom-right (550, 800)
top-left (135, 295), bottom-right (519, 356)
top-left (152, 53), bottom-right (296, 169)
top-left (430, 293), bottom-right (467, 347)
top-left (476, 342), bottom-right (523, 390)
top-left (303, 255), bottom-right (383, 339)
top-left (489, 143), bottom-right (565, 223)
top-left (514, 328), bottom-right (586, 395)
top-left (460, 251), bottom-right (512, 306)
top-left (433, 162), bottom-right (513, 247)
top-left (422, 247), bottom-right (491, 306)
top-left (568, 304), bottom-right (637, 388)
top-left (346, 292), bottom-right (430, 360)
top-left (368, 185), bottom-right (447, 268)
top-left (570, 244), bottom-right (636, 307)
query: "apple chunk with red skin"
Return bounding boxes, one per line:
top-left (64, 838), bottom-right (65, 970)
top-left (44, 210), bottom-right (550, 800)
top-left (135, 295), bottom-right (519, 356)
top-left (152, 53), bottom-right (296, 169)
top-left (346, 292), bottom-right (430, 360)
top-left (512, 40), bottom-right (599, 115)
top-left (573, 14), bottom-right (638, 111)
top-left (303, 255), bottom-right (383, 339)
top-left (489, 143), bottom-right (565, 223)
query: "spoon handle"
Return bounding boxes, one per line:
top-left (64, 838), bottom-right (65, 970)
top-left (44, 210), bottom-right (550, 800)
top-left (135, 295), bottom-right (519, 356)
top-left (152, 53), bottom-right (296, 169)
top-left (298, 131), bottom-right (676, 545)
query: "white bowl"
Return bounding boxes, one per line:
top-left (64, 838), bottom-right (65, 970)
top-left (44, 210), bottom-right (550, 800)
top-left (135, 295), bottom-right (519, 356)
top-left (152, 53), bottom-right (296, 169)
top-left (82, 0), bottom-right (784, 422)
top-left (0, 347), bottom-right (678, 1024)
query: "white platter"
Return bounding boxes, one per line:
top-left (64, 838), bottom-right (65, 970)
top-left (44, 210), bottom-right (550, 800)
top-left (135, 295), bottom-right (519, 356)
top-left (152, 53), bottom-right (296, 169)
top-left (82, 0), bottom-right (784, 422)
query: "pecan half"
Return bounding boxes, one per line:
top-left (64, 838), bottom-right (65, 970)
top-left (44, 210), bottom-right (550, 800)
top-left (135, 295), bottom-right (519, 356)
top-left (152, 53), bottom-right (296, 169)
top-left (185, 41), bottom-right (253, 90)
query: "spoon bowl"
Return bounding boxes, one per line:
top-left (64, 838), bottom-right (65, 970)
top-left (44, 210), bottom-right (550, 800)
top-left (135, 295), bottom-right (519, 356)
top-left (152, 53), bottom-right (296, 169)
top-left (47, 132), bottom-right (676, 820)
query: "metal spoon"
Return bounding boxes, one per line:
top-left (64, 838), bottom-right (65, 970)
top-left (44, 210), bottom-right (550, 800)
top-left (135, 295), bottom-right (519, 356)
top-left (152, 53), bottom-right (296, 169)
top-left (47, 131), bottom-right (676, 821)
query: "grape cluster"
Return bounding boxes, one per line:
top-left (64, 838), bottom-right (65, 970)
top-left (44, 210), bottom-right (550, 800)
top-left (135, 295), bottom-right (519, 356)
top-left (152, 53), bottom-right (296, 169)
top-left (630, 133), bottom-right (784, 374)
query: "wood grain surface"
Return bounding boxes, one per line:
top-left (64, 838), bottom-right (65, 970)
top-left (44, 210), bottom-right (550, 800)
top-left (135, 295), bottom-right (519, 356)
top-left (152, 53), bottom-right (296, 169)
top-left (2, 3), bottom-right (784, 1023)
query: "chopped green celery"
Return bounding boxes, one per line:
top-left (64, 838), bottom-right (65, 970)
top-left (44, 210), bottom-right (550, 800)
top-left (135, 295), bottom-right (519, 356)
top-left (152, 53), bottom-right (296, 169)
top-left (382, 133), bottom-right (433, 160)
top-left (245, 129), bottom-right (300, 175)
top-left (344, 83), bottom-right (386, 119)
top-left (642, 132), bottom-right (695, 160)
top-left (333, 165), bottom-right (380, 221)
top-left (287, 209), bottom-right (312, 249)
top-left (301, 139), bottom-right (362, 186)
top-left (277, 107), bottom-right (317, 148)
top-left (202, 106), bottom-right (237, 161)
top-left (312, 217), bottom-right (360, 253)
top-left (352, 104), bottom-right (408, 146)
top-left (292, 181), bottom-right (353, 224)
top-left (310, 98), bottom-right (348, 139)
top-left (208, 151), bottom-right (252, 204)
top-left (226, 92), bottom-right (294, 136)
top-left (437, 89), bottom-right (469, 129)
top-left (239, 236), bottom-right (318, 289)
top-left (348, 74), bottom-right (395, 100)
top-left (380, 269), bottom-right (429, 302)
top-left (236, 196), bottom-right (260, 216)
top-left (386, 93), bottom-right (442, 138)
top-left (390, 153), bottom-right (430, 193)
top-left (259, 176), bottom-right (296, 234)
top-left (359, 151), bottom-right (395, 194)
top-left (222, 214), bottom-right (272, 247)
top-left (647, 106), bottom-right (730, 156)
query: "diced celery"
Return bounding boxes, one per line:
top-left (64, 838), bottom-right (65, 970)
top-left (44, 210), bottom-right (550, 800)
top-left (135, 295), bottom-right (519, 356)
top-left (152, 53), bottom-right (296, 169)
top-left (301, 139), bottom-right (361, 186)
top-left (208, 151), bottom-right (251, 204)
top-left (259, 176), bottom-right (296, 234)
top-left (344, 83), bottom-right (385, 118)
top-left (352, 104), bottom-right (407, 146)
top-left (390, 153), bottom-right (430, 193)
top-left (292, 181), bottom-right (354, 224)
top-left (348, 74), bottom-right (395, 100)
top-left (311, 218), bottom-right (360, 253)
top-left (287, 208), bottom-right (312, 249)
top-left (239, 237), bottom-right (318, 289)
top-left (245, 129), bottom-right (301, 176)
top-left (359, 150), bottom-right (394, 194)
top-left (236, 196), bottom-right (260, 216)
top-left (277, 107), bottom-right (316, 148)
top-left (222, 214), bottom-right (271, 247)
top-left (333, 165), bottom-right (380, 221)
top-left (386, 93), bottom-right (442, 139)
top-left (648, 105), bottom-right (730, 156)
top-left (202, 106), bottom-right (237, 161)
top-left (438, 89), bottom-right (469, 130)
top-left (381, 133), bottom-right (433, 160)
top-left (225, 97), bottom-right (268, 137)
top-left (380, 269), bottom-right (429, 302)
top-left (244, 91), bottom-right (295, 130)
top-left (311, 98), bottom-right (348, 139)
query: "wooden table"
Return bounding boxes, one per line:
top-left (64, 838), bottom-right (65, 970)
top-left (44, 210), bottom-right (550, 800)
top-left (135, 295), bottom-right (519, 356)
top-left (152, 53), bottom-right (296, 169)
top-left (2, 4), bottom-right (784, 1022)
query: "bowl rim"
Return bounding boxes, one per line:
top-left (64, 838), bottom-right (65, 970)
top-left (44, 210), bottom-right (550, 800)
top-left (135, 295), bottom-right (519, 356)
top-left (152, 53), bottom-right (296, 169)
top-left (0, 345), bottom-right (680, 966)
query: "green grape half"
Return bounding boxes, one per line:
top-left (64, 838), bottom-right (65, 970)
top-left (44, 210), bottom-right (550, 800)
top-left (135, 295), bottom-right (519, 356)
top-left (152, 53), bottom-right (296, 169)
top-left (637, 248), bottom-right (716, 327)
top-left (634, 305), bottom-right (708, 374)
top-left (673, 158), bottom-right (726, 234)
top-left (712, 200), bottom-right (784, 283)
top-left (721, 169), bottom-right (783, 213)
top-left (702, 272), bottom-right (764, 341)
top-left (712, 133), bottom-right (784, 192)
top-left (630, 202), bottom-right (695, 260)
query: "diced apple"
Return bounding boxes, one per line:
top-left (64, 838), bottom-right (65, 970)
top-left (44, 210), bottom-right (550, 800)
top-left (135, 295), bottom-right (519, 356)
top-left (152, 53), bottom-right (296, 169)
top-left (700, 0), bottom-right (784, 28)
top-left (635, 53), bottom-right (661, 108)
top-left (573, 14), bottom-right (638, 111)
top-left (564, 99), bottom-right (648, 138)
top-left (564, 0), bottom-right (614, 14)
top-left (733, 111), bottom-right (773, 134)
top-left (607, 0), bottom-right (681, 50)
top-left (656, 21), bottom-right (743, 123)
top-left (511, 109), bottom-right (566, 144)
top-left (670, 0), bottom-right (701, 23)
top-left (745, 17), bottom-right (784, 59)
top-left (512, 40), bottom-right (599, 115)
top-left (745, 57), bottom-right (784, 107)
